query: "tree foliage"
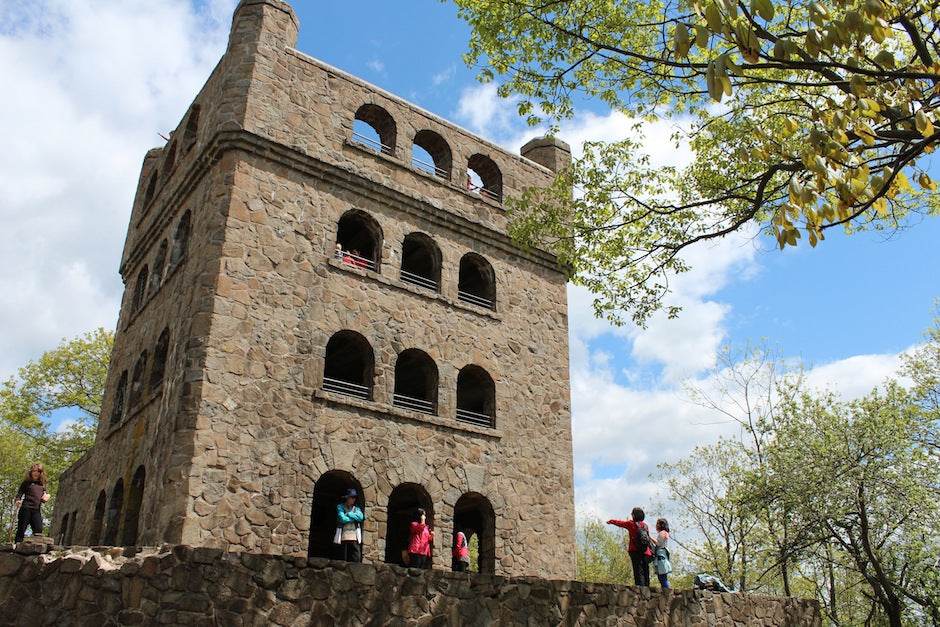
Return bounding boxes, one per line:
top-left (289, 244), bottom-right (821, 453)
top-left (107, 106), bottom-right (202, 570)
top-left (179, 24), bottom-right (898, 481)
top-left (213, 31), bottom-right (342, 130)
top-left (575, 516), bottom-right (635, 584)
top-left (449, 0), bottom-right (940, 325)
top-left (0, 328), bottom-right (112, 541)
top-left (657, 325), bottom-right (939, 626)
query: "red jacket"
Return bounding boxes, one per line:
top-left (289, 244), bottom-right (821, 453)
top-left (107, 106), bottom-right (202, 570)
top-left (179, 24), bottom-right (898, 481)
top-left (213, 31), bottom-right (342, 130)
top-left (607, 519), bottom-right (651, 554)
top-left (409, 522), bottom-right (433, 556)
top-left (453, 531), bottom-right (470, 558)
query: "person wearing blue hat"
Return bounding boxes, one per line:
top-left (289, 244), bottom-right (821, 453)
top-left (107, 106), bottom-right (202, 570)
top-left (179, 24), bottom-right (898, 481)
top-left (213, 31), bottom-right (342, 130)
top-left (334, 488), bottom-right (364, 562)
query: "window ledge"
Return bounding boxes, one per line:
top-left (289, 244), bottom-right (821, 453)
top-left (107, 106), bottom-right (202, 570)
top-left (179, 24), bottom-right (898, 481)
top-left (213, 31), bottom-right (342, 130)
top-left (124, 257), bottom-right (187, 331)
top-left (104, 384), bottom-right (163, 439)
top-left (314, 389), bottom-right (501, 439)
top-left (326, 257), bottom-right (500, 320)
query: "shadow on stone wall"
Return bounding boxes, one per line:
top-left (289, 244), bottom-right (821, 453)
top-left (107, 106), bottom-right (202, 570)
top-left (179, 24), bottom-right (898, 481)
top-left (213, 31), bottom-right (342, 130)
top-left (0, 540), bottom-right (821, 626)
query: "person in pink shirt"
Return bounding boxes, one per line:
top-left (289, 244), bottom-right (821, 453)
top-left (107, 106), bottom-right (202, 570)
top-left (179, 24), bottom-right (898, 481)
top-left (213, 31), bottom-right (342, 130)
top-left (408, 508), bottom-right (434, 569)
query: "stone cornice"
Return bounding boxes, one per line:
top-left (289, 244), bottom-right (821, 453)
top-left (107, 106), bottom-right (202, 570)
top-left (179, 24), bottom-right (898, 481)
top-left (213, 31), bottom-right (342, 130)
top-left (122, 128), bottom-right (568, 278)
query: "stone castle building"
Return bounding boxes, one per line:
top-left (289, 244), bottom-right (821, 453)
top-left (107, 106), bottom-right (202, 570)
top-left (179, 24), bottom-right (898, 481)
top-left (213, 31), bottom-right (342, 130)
top-left (53, 0), bottom-right (575, 578)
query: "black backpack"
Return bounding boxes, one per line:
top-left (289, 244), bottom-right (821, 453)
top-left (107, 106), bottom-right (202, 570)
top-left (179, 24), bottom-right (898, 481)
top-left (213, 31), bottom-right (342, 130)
top-left (634, 523), bottom-right (652, 553)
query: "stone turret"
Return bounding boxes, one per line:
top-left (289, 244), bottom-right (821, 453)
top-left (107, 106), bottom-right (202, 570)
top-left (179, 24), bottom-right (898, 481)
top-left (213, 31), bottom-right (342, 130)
top-left (521, 136), bottom-right (572, 173)
top-left (228, 0), bottom-right (299, 53)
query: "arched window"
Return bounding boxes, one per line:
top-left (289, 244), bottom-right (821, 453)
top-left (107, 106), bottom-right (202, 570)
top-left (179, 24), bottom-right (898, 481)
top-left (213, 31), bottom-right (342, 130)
top-left (129, 351), bottom-right (148, 408)
top-left (150, 329), bottom-right (170, 390)
top-left (412, 130), bottom-right (451, 179)
top-left (456, 365), bottom-right (496, 428)
top-left (103, 479), bottom-right (124, 546)
top-left (131, 265), bottom-right (149, 313)
top-left (400, 233), bottom-right (441, 292)
top-left (308, 470), bottom-right (364, 559)
top-left (323, 331), bottom-right (374, 400)
top-left (393, 349), bottom-right (438, 415)
top-left (142, 172), bottom-right (157, 208)
top-left (110, 370), bottom-right (128, 426)
top-left (66, 510), bottom-right (77, 545)
top-left (149, 240), bottom-right (168, 295)
top-left (183, 105), bottom-right (201, 153)
top-left (336, 210), bottom-right (382, 272)
top-left (385, 483), bottom-right (434, 566)
top-left (169, 210), bottom-right (191, 267)
top-left (161, 142), bottom-right (177, 179)
top-left (89, 490), bottom-right (107, 545)
top-left (59, 513), bottom-right (70, 546)
top-left (454, 492), bottom-right (496, 573)
top-left (353, 104), bottom-right (396, 155)
top-left (121, 466), bottom-right (145, 546)
top-left (458, 253), bottom-right (496, 310)
top-left (467, 154), bottom-right (502, 202)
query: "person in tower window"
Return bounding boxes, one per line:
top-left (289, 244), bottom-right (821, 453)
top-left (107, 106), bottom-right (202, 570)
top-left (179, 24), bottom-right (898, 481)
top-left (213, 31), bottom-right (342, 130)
top-left (14, 463), bottom-right (50, 543)
top-left (607, 507), bottom-right (653, 586)
top-left (452, 527), bottom-right (472, 572)
top-left (408, 508), bottom-right (433, 569)
top-left (333, 488), bottom-right (363, 562)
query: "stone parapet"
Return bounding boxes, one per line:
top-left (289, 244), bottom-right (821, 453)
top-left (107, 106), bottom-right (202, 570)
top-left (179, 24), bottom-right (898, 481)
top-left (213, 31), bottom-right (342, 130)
top-left (0, 544), bottom-right (820, 626)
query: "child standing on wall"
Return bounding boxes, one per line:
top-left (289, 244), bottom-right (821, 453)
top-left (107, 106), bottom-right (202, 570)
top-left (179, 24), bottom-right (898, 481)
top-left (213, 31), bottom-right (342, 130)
top-left (14, 463), bottom-right (50, 543)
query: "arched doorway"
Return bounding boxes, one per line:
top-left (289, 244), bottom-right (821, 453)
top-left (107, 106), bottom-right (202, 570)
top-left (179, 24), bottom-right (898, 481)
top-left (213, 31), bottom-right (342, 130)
top-left (454, 492), bottom-right (496, 573)
top-left (121, 466), bottom-right (146, 546)
top-left (308, 470), bottom-right (364, 559)
top-left (385, 483), bottom-right (434, 566)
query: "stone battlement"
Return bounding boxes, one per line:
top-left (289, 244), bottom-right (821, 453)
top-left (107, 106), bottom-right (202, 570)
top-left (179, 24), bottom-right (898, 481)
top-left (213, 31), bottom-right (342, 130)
top-left (0, 543), bottom-right (821, 626)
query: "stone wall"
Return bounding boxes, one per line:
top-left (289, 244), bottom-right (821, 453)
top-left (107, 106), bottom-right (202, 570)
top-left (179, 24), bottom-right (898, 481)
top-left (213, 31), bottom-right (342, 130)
top-left (0, 543), bottom-right (821, 626)
top-left (53, 0), bottom-right (577, 580)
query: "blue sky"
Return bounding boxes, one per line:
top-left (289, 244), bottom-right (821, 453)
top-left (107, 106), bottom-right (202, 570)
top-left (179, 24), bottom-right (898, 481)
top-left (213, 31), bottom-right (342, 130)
top-left (1, 0), bottom-right (937, 521)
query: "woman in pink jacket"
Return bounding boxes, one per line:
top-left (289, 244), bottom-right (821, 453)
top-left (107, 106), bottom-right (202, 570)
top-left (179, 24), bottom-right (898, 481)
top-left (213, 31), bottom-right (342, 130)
top-left (408, 508), bottom-right (434, 569)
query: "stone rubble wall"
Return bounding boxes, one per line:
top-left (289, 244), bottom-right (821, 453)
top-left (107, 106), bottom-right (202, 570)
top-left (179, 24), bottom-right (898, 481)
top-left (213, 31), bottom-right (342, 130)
top-left (0, 542), bottom-right (821, 627)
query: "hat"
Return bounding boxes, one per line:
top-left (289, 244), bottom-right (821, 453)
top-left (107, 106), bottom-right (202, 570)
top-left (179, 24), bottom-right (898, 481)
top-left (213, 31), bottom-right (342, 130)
top-left (342, 488), bottom-right (358, 499)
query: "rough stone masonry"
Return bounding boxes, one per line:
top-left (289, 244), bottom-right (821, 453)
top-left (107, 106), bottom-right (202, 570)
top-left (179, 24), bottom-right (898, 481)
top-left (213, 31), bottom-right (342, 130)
top-left (52, 0), bottom-right (575, 578)
top-left (0, 542), bottom-right (821, 626)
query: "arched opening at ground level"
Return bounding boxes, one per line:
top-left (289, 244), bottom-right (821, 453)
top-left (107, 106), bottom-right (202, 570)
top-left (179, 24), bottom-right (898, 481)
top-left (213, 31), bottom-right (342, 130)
top-left (308, 470), bottom-right (364, 559)
top-left (454, 492), bottom-right (496, 573)
top-left (384, 483), bottom-right (434, 567)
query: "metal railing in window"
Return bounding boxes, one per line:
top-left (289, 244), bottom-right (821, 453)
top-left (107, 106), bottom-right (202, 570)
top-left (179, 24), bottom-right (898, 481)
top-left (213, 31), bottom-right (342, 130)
top-left (412, 156), bottom-right (448, 178)
top-left (456, 408), bottom-right (494, 428)
top-left (352, 132), bottom-right (393, 155)
top-left (393, 393), bottom-right (435, 415)
top-left (466, 182), bottom-right (499, 201)
top-left (458, 290), bottom-right (493, 310)
top-left (323, 377), bottom-right (370, 401)
top-left (338, 252), bottom-right (376, 272)
top-left (400, 269), bottom-right (438, 292)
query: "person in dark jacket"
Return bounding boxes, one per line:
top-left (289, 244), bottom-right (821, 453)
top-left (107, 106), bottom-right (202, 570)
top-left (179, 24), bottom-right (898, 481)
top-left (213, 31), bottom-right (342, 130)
top-left (14, 463), bottom-right (49, 543)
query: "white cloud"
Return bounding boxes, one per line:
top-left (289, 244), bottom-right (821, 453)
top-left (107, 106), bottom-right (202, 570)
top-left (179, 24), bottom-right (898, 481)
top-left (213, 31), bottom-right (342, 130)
top-left (366, 59), bottom-right (385, 73)
top-left (0, 0), bottom-right (235, 379)
top-left (454, 83), bottom-right (520, 138)
top-left (432, 64), bottom-right (455, 86)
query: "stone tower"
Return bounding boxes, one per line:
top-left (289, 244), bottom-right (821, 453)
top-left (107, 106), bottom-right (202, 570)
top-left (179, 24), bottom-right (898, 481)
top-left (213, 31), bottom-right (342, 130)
top-left (53, 0), bottom-right (575, 578)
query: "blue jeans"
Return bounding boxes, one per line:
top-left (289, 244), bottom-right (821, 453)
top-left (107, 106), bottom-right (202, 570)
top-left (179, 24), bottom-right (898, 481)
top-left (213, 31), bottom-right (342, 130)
top-left (658, 573), bottom-right (670, 588)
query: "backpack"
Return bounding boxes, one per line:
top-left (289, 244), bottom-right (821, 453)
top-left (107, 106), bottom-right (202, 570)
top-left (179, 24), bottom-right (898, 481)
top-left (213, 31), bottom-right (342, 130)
top-left (634, 523), bottom-right (652, 553)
